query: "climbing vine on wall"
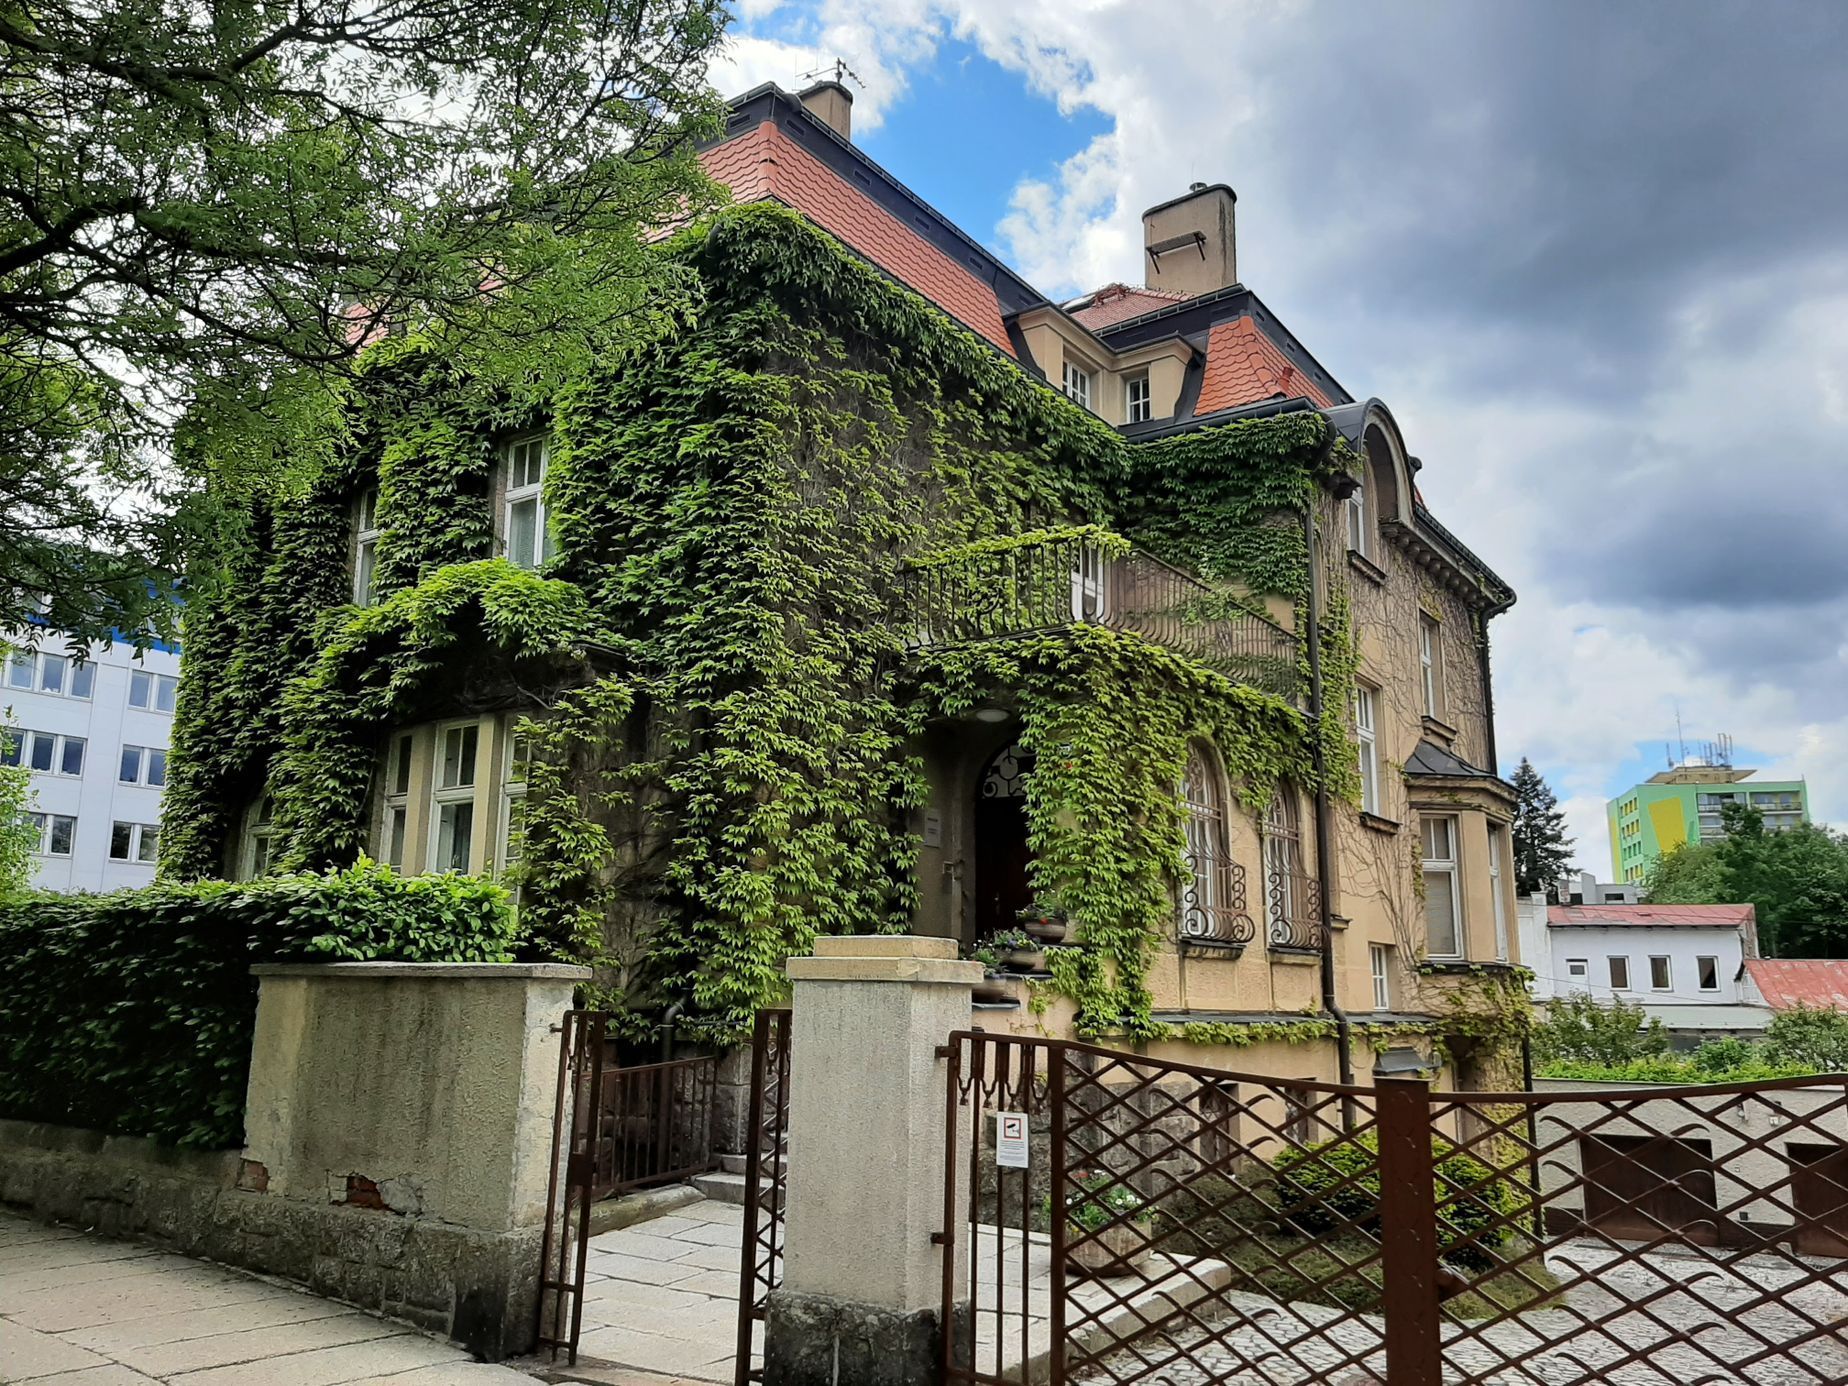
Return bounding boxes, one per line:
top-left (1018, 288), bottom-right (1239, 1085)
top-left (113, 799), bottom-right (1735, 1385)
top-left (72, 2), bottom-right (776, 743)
top-left (166, 201), bottom-right (1347, 1042)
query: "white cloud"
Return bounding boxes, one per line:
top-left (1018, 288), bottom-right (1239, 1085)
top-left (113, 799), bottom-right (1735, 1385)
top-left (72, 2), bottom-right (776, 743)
top-left (719, 1), bottom-right (1848, 881)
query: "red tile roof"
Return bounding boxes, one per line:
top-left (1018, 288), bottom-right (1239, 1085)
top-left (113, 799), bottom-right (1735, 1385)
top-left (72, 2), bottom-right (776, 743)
top-left (699, 123), bottom-right (1015, 356)
top-left (1743, 959), bottom-right (1848, 1011)
top-left (1069, 283), bottom-right (1191, 332)
top-left (1194, 316), bottom-right (1337, 414)
top-left (1547, 903), bottom-right (1757, 929)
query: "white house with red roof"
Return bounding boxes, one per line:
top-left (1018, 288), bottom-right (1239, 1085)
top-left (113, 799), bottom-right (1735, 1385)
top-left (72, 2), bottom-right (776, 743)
top-left (1533, 901), bottom-right (1773, 1044)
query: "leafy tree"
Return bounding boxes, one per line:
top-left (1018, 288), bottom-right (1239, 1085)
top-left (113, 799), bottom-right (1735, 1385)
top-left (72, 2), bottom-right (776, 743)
top-left (1532, 993), bottom-right (1667, 1067)
top-left (1762, 1004), bottom-right (1848, 1073)
top-left (0, 732), bottom-right (33, 900)
top-left (1643, 839), bottom-right (1729, 904)
top-left (1510, 757), bottom-right (1574, 897)
top-left (1, 0), bottom-right (728, 644)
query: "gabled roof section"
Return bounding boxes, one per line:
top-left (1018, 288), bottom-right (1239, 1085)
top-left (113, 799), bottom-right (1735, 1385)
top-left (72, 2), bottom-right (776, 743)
top-left (1066, 283), bottom-right (1191, 332)
top-left (701, 87), bottom-right (1047, 357)
top-left (1195, 316), bottom-right (1338, 413)
top-left (1742, 959), bottom-right (1848, 1011)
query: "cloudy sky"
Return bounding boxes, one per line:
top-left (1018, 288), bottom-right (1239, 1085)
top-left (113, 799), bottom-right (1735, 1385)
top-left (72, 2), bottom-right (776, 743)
top-left (710, 0), bottom-right (1848, 877)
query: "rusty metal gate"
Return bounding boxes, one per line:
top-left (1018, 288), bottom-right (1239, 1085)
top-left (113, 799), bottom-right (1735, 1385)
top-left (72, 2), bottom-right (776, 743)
top-left (732, 1008), bottom-right (791, 1386)
top-left (943, 1030), bottom-right (1848, 1386)
top-left (535, 1010), bottom-right (720, 1363)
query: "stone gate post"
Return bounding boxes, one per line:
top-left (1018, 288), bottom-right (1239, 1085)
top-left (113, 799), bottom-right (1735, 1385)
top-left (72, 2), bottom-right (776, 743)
top-left (766, 935), bottom-right (979, 1386)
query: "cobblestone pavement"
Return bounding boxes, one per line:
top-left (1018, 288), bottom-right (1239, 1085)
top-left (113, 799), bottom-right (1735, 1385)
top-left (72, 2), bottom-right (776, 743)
top-left (1078, 1239), bottom-right (1848, 1385)
top-left (0, 1212), bottom-right (542, 1385)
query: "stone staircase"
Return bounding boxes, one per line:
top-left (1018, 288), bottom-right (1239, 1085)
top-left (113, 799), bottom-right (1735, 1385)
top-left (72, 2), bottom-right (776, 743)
top-left (693, 1149), bottom-right (784, 1205)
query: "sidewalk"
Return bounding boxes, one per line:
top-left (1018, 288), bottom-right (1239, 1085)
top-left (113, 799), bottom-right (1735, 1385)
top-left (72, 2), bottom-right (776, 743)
top-left (0, 1212), bottom-right (542, 1385)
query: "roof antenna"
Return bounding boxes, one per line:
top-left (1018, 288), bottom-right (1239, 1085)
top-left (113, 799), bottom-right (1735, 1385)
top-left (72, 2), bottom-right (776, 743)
top-left (800, 58), bottom-right (863, 90)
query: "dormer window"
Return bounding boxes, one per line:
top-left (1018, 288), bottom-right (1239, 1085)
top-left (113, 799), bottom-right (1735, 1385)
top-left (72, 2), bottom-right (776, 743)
top-left (503, 436), bottom-right (553, 569)
top-left (1062, 360), bottom-right (1092, 410)
top-left (1125, 374), bottom-right (1151, 424)
top-left (354, 487), bottom-right (380, 605)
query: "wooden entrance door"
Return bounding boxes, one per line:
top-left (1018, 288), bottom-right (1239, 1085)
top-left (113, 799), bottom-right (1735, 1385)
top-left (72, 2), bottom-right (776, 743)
top-left (1580, 1133), bottom-right (1719, 1245)
top-left (1787, 1142), bottom-right (1848, 1258)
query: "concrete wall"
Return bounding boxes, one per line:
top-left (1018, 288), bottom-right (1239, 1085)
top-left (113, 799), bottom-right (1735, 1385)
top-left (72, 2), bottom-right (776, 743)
top-left (3, 629), bottom-right (181, 892)
top-left (1547, 923), bottom-right (1747, 1006)
top-left (1531, 1076), bottom-right (1848, 1243)
top-left (0, 961), bottom-right (587, 1359)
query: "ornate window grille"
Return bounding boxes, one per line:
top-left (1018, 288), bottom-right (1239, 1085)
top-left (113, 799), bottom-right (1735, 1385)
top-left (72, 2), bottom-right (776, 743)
top-left (1179, 742), bottom-right (1252, 949)
top-left (1263, 788), bottom-right (1322, 952)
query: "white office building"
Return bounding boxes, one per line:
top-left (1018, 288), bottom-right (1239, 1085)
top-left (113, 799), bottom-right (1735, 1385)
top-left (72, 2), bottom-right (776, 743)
top-left (3, 632), bottom-right (182, 892)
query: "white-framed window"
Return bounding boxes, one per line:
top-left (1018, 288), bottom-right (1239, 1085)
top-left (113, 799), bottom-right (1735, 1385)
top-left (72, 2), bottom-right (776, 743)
top-left (129, 669), bottom-right (179, 713)
top-left (1178, 740), bottom-right (1238, 944)
top-left (109, 821), bottom-right (160, 864)
top-left (354, 486), bottom-right (381, 606)
top-left (1345, 483), bottom-right (1369, 559)
top-left (1608, 956), bottom-right (1630, 990)
top-left (7, 650), bottom-right (94, 700)
top-left (3, 729), bottom-right (84, 777)
top-left (242, 794), bottom-right (278, 878)
top-left (502, 436), bottom-right (553, 570)
top-left (1488, 827), bottom-right (1509, 962)
top-left (430, 720), bottom-right (482, 873)
top-left (1697, 955), bottom-right (1720, 992)
top-left (1421, 814), bottom-right (1462, 958)
top-left (1070, 541), bottom-right (1109, 622)
top-left (1370, 943), bottom-right (1393, 1011)
top-left (1062, 360), bottom-right (1092, 409)
top-left (1419, 614), bottom-right (1443, 718)
top-left (1125, 373), bottom-right (1151, 424)
top-left (26, 812), bottom-right (75, 856)
top-left (380, 731), bottom-right (415, 870)
top-left (497, 726), bottom-right (530, 874)
top-left (119, 744), bottom-right (167, 787)
top-left (1566, 957), bottom-right (1589, 989)
top-left (1354, 685), bottom-right (1379, 815)
top-left (1649, 955), bottom-right (1672, 990)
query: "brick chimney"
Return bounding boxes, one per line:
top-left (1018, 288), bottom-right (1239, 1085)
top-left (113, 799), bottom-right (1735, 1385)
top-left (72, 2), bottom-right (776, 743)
top-left (797, 80), bottom-right (853, 141)
top-left (1142, 183), bottom-right (1237, 296)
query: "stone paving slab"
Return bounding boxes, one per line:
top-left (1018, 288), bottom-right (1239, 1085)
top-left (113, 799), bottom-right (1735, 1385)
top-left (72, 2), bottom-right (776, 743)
top-left (0, 1210), bottom-right (547, 1385)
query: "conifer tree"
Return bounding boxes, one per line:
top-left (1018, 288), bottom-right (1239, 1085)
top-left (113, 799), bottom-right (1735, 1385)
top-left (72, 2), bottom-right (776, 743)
top-left (1511, 757), bottom-right (1575, 897)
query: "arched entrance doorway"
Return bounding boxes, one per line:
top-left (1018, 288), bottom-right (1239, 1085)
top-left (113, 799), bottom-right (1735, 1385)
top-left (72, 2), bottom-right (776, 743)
top-left (973, 739), bottom-right (1035, 938)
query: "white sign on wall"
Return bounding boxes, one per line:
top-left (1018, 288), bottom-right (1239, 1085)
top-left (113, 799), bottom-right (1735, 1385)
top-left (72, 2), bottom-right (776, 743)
top-left (995, 1111), bottom-right (1030, 1169)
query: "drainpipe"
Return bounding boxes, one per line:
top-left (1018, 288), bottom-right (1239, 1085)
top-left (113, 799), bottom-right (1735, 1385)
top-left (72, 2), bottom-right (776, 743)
top-left (1302, 478), bottom-right (1356, 1098)
top-left (1476, 609), bottom-right (1500, 776)
top-left (661, 999), bottom-right (687, 1063)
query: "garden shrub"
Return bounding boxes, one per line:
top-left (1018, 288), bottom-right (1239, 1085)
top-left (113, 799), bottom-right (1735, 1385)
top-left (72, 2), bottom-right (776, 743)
top-left (0, 859), bottom-right (516, 1147)
top-left (1272, 1130), bottom-right (1526, 1270)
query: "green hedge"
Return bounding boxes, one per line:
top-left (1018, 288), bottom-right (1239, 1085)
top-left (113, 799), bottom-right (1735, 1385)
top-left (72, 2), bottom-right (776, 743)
top-left (0, 860), bottom-right (517, 1147)
top-left (1273, 1130), bottom-right (1526, 1270)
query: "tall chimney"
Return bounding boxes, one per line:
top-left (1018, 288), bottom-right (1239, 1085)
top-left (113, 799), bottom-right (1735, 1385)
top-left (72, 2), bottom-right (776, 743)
top-left (797, 80), bottom-right (853, 142)
top-left (1142, 182), bottom-right (1237, 296)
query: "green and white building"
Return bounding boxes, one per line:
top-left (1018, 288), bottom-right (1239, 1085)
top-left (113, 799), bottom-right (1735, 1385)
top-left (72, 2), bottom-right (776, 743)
top-left (1609, 762), bottom-right (1809, 884)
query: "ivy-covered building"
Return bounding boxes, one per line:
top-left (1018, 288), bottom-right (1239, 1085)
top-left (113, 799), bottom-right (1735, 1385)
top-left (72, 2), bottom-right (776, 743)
top-left (165, 81), bottom-right (1528, 1088)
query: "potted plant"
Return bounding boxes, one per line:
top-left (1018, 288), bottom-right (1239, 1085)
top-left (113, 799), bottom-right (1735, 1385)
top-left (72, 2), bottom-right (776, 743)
top-left (1016, 899), bottom-right (1068, 944)
top-left (987, 927), bottom-right (1045, 973)
top-left (966, 944), bottom-right (1012, 1004)
top-left (1053, 1172), bottom-right (1154, 1277)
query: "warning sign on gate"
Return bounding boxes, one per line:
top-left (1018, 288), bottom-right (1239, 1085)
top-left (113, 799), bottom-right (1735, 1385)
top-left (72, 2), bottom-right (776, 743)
top-left (996, 1111), bottom-right (1030, 1169)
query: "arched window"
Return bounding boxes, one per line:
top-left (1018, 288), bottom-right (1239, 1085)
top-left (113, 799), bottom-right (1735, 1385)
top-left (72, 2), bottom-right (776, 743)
top-left (1263, 788), bottom-right (1320, 951)
top-left (1179, 741), bottom-right (1251, 947)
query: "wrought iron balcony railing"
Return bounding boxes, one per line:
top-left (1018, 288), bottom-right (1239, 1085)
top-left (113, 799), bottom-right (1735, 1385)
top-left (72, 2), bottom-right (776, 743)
top-left (903, 531), bottom-right (1301, 698)
top-left (1264, 868), bottom-right (1324, 953)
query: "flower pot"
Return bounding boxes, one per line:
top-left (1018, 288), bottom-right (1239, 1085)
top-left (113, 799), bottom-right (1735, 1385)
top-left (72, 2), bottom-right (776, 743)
top-left (1066, 1219), bottom-right (1154, 1277)
top-left (973, 975), bottom-right (1013, 1004)
top-left (1023, 917), bottom-right (1067, 944)
top-left (1001, 946), bottom-right (1045, 972)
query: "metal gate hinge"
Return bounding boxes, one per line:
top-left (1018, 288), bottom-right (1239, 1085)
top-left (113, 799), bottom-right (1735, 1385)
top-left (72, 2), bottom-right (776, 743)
top-left (930, 1231), bottom-right (948, 1245)
top-left (934, 1045), bottom-right (951, 1059)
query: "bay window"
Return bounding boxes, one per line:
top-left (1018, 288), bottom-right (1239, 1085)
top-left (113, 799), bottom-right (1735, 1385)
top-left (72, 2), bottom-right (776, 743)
top-left (1421, 814), bottom-right (1461, 957)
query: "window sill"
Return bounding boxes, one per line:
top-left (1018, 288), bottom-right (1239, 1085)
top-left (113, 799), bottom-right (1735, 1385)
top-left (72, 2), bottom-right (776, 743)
top-left (1421, 715), bottom-right (1459, 743)
top-left (1347, 550), bottom-right (1387, 585)
top-left (1359, 811), bottom-right (1401, 835)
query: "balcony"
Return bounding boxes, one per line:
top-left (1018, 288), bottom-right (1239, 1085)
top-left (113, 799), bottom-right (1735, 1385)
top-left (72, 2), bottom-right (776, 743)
top-left (903, 530), bottom-right (1300, 699)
